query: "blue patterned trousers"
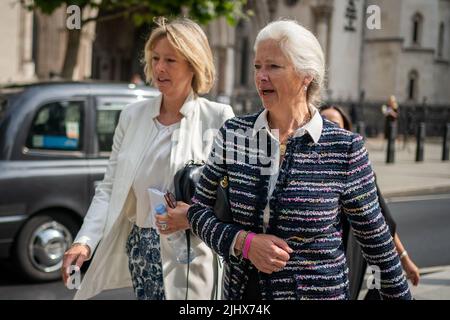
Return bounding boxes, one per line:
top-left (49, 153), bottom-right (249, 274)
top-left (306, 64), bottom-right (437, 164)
top-left (126, 224), bottom-right (165, 300)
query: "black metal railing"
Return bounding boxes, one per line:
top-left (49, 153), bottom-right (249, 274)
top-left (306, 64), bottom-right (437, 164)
top-left (229, 93), bottom-right (450, 139)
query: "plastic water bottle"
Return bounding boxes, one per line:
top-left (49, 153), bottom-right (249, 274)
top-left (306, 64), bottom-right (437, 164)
top-left (154, 204), bottom-right (196, 264)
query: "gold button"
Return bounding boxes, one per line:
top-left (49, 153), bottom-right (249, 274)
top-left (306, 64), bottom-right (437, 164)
top-left (220, 176), bottom-right (228, 188)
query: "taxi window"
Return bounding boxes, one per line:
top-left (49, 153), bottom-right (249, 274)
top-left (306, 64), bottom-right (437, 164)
top-left (26, 101), bottom-right (84, 151)
top-left (96, 97), bottom-right (134, 153)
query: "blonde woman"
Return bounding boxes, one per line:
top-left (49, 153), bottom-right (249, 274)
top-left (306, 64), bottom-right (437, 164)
top-left (61, 17), bottom-right (234, 300)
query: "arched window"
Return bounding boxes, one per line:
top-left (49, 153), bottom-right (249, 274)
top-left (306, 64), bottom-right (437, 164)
top-left (412, 13), bottom-right (423, 46)
top-left (438, 22), bottom-right (445, 58)
top-left (408, 70), bottom-right (419, 101)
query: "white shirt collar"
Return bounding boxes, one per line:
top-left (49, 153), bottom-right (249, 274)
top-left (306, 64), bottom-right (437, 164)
top-left (252, 105), bottom-right (323, 143)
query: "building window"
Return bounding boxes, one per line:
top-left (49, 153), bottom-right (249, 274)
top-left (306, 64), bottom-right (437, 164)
top-left (284, 0), bottom-right (299, 6)
top-left (240, 37), bottom-right (249, 86)
top-left (408, 70), bottom-right (419, 101)
top-left (412, 13), bottom-right (423, 46)
top-left (438, 22), bottom-right (445, 58)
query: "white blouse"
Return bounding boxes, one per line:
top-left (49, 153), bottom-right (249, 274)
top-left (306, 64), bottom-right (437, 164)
top-left (132, 119), bottom-right (181, 228)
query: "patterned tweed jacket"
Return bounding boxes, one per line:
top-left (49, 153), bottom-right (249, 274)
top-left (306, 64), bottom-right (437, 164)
top-left (188, 112), bottom-right (412, 300)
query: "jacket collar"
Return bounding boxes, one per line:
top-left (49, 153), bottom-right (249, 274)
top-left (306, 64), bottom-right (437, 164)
top-left (252, 104), bottom-right (323, 143)
top-left (150, 90), bottom-right (197, 119)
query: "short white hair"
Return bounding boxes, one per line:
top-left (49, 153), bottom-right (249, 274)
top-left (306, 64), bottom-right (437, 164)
top-left (254, 19), bottom-right (325, 108)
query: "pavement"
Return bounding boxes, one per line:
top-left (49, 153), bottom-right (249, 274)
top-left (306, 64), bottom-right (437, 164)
top-left (409, 266), bottom-right (450, 300)
top-left (358, 265), bottom-right (450, 300)
top-left (365, 137), bottom-right (450, 198)
top-left (361, 137), bottom-right (450, 300)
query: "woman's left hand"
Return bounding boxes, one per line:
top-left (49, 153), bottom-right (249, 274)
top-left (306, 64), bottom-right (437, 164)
top-left (156, 201), bottom-right (190, 235)
top-left (401, 257), bottom-right (420, 286)
top-left (247, 234), bottom-right (293, 274)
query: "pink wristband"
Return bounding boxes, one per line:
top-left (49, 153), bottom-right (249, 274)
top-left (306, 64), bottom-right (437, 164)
top-left (242, 232), bottom-right (256, 259)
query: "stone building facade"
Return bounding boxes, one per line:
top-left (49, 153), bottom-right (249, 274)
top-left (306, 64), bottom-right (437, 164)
top-left (1, 0), bottom-right (449, 108)
top-left (222, 0), bottom-right (450, 108)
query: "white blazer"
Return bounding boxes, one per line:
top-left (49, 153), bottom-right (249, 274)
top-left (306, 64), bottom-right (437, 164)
top-left (73, 92), bottom-right (234, 300)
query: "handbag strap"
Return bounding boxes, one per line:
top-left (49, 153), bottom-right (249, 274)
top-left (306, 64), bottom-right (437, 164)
top-left (185, 229), bottom-right (190, 300)
top-left (175, 160), bottom-right (205, 300)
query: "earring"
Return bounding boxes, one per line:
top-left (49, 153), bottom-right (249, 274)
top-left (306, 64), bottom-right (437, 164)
top-left (304, 86), bottom-right (308, 91)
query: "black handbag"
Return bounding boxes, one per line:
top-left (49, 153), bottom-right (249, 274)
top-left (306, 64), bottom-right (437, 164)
top-left (173, 160), bottom-right (231, 300)
top-left (174, 160), bottom-right (232, 223)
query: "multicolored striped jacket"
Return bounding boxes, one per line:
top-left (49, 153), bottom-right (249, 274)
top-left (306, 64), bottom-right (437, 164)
top-left (188, 112), bottom-right (412, 300)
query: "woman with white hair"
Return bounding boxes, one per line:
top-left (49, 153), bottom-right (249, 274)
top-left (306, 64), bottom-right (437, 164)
top-left (61, 17), bottom-right (234, 300)
top-left (188, 20), bottom-right (412, 300)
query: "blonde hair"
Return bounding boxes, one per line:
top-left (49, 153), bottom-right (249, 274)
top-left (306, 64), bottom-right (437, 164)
top-left (143, 17), bottom-right (215, 95)
top-left (255, 20), bottom-right (325, 108)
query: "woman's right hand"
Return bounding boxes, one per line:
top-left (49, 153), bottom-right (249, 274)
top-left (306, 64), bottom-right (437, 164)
top-left (61, 243), bottom-right (90, 286)
top-left (401, 256), bottom-right (420, 286)
top-left (246, 234), bottom-right (293, 274)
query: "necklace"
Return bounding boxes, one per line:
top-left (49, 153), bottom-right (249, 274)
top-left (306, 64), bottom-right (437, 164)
top-left (279, 142), bottom-right (288, 157)
top-left (270, 112), bottom-right (311, 157)
top-left (279, 136), bottom-right (293, 157)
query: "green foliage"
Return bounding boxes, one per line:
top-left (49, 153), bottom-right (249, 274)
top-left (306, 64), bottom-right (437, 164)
top-left (24, 0), bottom-right (248, 26)
top-left (27, 0), bottom-right (92, 14)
